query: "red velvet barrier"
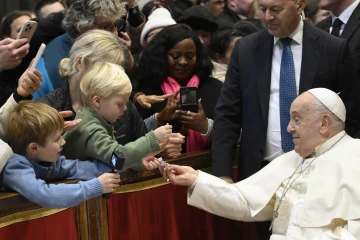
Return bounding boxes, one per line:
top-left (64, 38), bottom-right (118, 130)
top-left (107, 167), bottom-right (257, 240)
top-left (0, 209), bottom-right (78, 240)
top-left (107, 184), bottom-right (258, 240)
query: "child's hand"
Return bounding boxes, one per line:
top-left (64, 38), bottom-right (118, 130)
top-left (154, 124), bottom-right (172, 144)
top-left (98, 173), bottom-right (120, 193)
top-left (142, 156), bottom-right (159, 170)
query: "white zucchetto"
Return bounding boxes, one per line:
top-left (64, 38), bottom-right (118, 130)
top-left (308, 88), bottom-right (346, 122)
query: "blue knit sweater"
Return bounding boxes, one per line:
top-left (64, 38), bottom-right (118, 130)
top-left (1, 154), bottom-right (111, 208)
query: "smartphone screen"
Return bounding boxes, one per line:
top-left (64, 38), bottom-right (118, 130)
top-left (180, 87), bottom-right (198, 112)
top-left (181, 89), bottom-right (197, 105)
top-left (110, 151), bottom-right (125, 170)
top-left (111, 154), bottom-right (117, 167)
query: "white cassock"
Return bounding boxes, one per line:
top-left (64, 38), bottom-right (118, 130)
top-left (188, 131), bottom-right (360, 239)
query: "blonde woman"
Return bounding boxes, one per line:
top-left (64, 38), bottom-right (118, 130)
top-left (38, 29), bottom-right (183, 158)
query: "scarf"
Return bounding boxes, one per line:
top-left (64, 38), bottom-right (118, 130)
top-left (160, 75), bottom-right (211, 152)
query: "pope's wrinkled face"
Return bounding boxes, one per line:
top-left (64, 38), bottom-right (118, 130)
top-left (259, 0), bottom-right (304, 38)
top-left (287, 93), bottom-right (324, 157)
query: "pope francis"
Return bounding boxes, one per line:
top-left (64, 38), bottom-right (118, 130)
top-left (157, 88), bottom-right (360, 239)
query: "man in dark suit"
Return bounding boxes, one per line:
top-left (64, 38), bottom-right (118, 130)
top-left (211, 0), bottom-right (359, 239)
top-left (316, 0), bottom-right (360, 137)
top-left (215, 0), bottom-right (253, 30)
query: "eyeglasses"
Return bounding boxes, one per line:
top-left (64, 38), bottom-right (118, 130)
top-left (94, 19), bottom-right (125, 32)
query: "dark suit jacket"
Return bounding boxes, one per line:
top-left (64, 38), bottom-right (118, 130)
top-left (212, 21), bottom-right (359, 180)
top-left (215, 6), bottom-right (241, 30)
top-left (317, 3), bottom-right (360, 137)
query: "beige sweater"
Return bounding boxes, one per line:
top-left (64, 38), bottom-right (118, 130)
top-left (0, 94), bottom-right (16, 171)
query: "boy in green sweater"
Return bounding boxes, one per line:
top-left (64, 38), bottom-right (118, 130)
top-left (63, 62), bottom-right (171, 171)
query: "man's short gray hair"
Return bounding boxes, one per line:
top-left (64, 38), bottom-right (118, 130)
top-left (62, 0), bottom-right (126, 37)
top-left (312, 97), bottom-right (345, 130)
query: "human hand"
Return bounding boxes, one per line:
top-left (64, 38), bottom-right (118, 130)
top-left (160, 133), bottom-right (185, 158)
top-left (155, 162), bottom-right (198, 186)
top-left (154, 124), bottom-right (172, 144)
top-left (0, 38), bottom-right (29, 71)
top-left (166, 165), bottom-right (198, 186)
top-left (118, 32), bottom-right (134, 71)
top-left (156, 90), bottom-right (181, 123)
top-left (136, 93), bottom-right (173, 109)
top-left (98, 172), bottom-right (121, 193)
top-left (177, 99), bottom-right (208, 134)
top-left (142, 156), bottom-right (160, 170)
top-left (118, 32), bottom-right (131, 49)
top-left (17, 62), bottom-right (43, 97)
top-left (59, 111), bottom-right (82, 131)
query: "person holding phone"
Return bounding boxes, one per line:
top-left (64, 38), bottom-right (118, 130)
top-left (132, 24), bottom-right (223, 153)
top-left (0, 38), bottom-right (29, 72)
top-left (0, 10), bottom-right (33, 40)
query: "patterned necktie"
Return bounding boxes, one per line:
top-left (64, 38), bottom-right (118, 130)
top-left (331, 18), bottom-right (343, 37)
top-left (279, 38), bottom-right (296, 152)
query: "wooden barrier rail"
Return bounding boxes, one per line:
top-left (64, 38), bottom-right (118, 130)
top-left (0, 149), bottom-right (255, 240)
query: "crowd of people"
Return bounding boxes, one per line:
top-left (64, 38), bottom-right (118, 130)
top-left (0, 0), bottom-right (360, 239)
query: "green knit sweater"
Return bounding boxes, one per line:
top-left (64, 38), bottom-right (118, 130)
top-left (62, 105), bottom-right (160, 171)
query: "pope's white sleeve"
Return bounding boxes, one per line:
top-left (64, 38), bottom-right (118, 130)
top-left (312, 220), bottom-right (360, 240)
top-left (187, 170), bottom-right (274, 222)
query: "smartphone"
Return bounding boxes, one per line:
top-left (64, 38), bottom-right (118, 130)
top-left (29, 43), bottom-right (46, 71)
top-left (16, 20), bottom-right (38, 41)
top-left (110, 151), bottom-right (125, 171)
top-left (117, 16), bottom-right (127, 36)
top-left (180, 87), bottom-right (198, 112)
top-left (102, 151), bottom-right (124, 200)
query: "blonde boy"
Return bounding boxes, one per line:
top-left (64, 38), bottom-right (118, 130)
top-left (62, 62), bottom-right (171, 170)
top-left (1, 101), bottom-right (120, 208)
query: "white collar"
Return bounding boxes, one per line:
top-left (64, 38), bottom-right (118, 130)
top-left (332, 0), bottom-right (360, 25)
top-left (314, 130), bottom-right (346, 156)
top-left (273, 20), bottom-right (303, 46)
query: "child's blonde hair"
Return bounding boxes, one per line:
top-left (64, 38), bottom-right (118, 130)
top-left (9, 101), bottom-right (64, 154)
top-left (80, 62), bottom-right (132, 101)
top-left (59, 29), bottom-right (127, 79)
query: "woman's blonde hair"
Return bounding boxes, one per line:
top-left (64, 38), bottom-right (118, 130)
top-left (80, 62), bottom-right (132, 101)
top-left (59, 29), bottom-right (126, 79)
top-left (9, 101), bottom-right (64, 155)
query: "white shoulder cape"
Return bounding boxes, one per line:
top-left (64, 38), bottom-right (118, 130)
top-left (236, 131), bottom-right (360, 227)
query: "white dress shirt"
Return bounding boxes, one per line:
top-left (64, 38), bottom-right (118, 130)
top-left (264, 21), bottom-right (303, 161)
top-left (330, 0), bottom-right (360, 36)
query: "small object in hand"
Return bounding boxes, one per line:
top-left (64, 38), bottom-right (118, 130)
top-left (187, 110), bottom-right (190, 115)
top-left (158, 157), bottom-right (167, 168)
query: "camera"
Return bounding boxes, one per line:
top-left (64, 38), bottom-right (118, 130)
top-left (180, 87), bottom-right (198, 112)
